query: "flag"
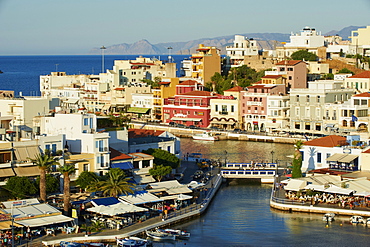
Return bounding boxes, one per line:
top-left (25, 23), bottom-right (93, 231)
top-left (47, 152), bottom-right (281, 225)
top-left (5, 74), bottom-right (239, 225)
top-left (352, 115), bottom-right (358, 122)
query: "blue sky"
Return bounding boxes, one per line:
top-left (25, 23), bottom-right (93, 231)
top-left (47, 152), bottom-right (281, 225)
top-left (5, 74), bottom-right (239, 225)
top-left (0, 0), bottom-right (369, 55)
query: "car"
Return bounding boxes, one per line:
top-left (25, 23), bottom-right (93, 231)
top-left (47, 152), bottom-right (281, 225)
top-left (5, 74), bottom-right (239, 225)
top-left (169, 121), bottom-right (176, 126)
top-left (188, 125), bottom-right (198, 129)
top-left (209, 126), bottom-right (220, 131)
top-left (233, 128), bottom-right (242, 133)
top-left (177, 124), bottom-right (186, 128)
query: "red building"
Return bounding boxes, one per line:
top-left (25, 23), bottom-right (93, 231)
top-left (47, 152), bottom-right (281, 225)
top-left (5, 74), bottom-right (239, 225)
top-left (163, 80), bottom-right (218, 127)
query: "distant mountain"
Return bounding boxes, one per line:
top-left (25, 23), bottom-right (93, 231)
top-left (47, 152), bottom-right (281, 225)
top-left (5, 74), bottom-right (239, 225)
top-left (89, 26), bottom-right (363, 55)
top-left (324, 26), bottom-right (365, 39)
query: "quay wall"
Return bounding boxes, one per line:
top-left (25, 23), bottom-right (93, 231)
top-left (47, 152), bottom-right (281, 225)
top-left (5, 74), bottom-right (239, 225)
top-left (132, 123), bottom-right (300, 144)
top-left (270, 197), bottom-right (370, 217)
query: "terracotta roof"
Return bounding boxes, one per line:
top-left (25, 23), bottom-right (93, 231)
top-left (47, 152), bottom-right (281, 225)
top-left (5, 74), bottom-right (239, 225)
top-left (179, 91), bottom-right (216, 96)
top-left (353, 92), bottom-right (370, 98)
top-left (179, 80), bottom-right (199, 85)
top-left (276, 60), bottom-right (304, 66)
top-left (159, 81), bottom-right (171, 85)
top-left (349, 71), bottom-right (370, 79)
top-left (114, 87), bottom-right (125, 90)
top-left (362, 148), bottom-right (370, 153)
top-left (225, 86), bottom-right (244, 92)
top-left (247, 85), bottom-right (275, 89)
top-left (110, 148), bottom-right (132, 161)
top-left (128, 129), bottom-right (164, 139)
top-left (307, 168), bottom-right (350, 176)
top-left (303, 135), bottom-right (348, 147)
top-left (262, 75), bottom-right (283, 79)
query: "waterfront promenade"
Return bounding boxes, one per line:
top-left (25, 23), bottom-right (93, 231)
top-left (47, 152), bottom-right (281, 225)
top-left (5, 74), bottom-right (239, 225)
top-left (36, 162), bottom-right (222, 246)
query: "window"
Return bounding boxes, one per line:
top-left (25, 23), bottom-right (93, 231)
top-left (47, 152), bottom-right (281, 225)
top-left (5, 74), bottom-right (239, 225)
top-left (83, 164), bottom-right (89, 172)
top-left (167, 146), bottom-right (171, 152)
top-left (317, 96), bottom-right (320, 103)
top-left (215, 105), bottom-right (218, 112)
top-left (83, 118), bottom-right (89, 126)
top-left (52, 144), bottom-right (57, 155)
top-left (231, 105), bottom-right (234, 112)
top-left (296, 95), bottom-right (299, 102)
top-left (45, 144), bottom-right (50, 152)
top-left (317, 153), bottom-right (322, 163)
top-left (306, 95), bottom-right (310, 103)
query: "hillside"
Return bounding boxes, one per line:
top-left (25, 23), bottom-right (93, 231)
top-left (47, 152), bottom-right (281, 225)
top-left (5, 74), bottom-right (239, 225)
top-left (89, 26), bottom-right (364, 55)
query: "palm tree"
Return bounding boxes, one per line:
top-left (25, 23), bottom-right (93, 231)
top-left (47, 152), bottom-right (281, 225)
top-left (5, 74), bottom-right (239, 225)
top-left (58, 164), bottom-right (76, 216)
top-left (99, 169), bottom-right (135, 198)
top-left (30, 153), bottom-right (59, 202)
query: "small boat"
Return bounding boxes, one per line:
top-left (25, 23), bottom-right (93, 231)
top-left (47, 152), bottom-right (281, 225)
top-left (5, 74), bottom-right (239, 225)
top-left (116, 236), bottom-right (150, 247)
top-left (349, 215), bottom-right (365, 224)
top-left (322, 213), bottom-right (335, 222)
top-left (60, 242), bottom-right (106, 247)
top-left (192, 132), bottom-right (218, 141)
top-left (145, 229), bottom-right (176, 240)
top-left (157, 228), bottom-right (190, 239)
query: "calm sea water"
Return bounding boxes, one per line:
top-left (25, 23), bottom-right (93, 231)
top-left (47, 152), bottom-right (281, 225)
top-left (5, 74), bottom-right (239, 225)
top-left (0, 55), bottom-right (190, 96)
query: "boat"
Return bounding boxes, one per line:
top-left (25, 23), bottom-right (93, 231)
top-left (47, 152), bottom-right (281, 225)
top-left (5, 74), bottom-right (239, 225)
top-left (192, 131), bottom-right (218, 141)
top-left (157, 228), bottom-right (190, 239)
top-left (60, 242), bottom-right (106, 247)
top-left (322, 213), bottom-right (335, 222)
top-left (116, 236), bottom-right (151, 247)
top-left (349, 215), bottom-right (365, 224)
top-left (145, 229), bottom-right (176, 240)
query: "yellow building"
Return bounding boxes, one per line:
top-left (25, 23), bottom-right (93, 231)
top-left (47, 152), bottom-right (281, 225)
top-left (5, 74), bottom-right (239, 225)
top-left (153, 78), bottom-right (180, 121)
top-left (191, 44), bottom-right (221, 85)
top-left (349, 26), bottom-right (370, 56)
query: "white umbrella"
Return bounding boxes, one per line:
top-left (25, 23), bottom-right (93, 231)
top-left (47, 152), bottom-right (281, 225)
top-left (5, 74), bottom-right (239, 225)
top-left (87, 203), bottom-right (148, 216)
top-left (177, 194), bottom-right (193, 201)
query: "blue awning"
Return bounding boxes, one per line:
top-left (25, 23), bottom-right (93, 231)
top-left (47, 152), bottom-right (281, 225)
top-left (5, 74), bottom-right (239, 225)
top-left (91, 197), bottom-right (120, 206)
top-left (111, 161), bottom-right (134, 170)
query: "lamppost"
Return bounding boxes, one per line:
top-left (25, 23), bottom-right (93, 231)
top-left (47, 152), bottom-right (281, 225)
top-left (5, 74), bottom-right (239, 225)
top-left (210, 165), bottom-right (214, 188)
top-left (100, 45), bottom-right (106, 73)
top-left (55, 64), bottom-right (59, 72)
top-left (167, 47), bottom-right (173, 63)
top-left (270, 150), bottom-right (275, 164)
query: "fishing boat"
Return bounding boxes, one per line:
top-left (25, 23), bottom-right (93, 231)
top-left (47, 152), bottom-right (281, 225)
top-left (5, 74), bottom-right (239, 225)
top-left (116, 236), bottom-right (151, 247)
top-left (192, 131), bottom-right (218, 141)
top-left (157, 228), bottom-right (190, 239)
top-left (349, 215), bottom-right (365, 224)
top-left (322, 213), bottom-right (335, 222)
top-left (145, 229), bottom-right (176, 240)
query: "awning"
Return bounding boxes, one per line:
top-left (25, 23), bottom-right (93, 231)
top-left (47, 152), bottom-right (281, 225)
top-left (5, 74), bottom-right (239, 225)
top-left (64, 98), bottom-right (79, 104)
top-left (111, 162), bottom-right (134, 170)
top-left (338, 154), bottom-right (358, 163)
top-left (86, 202), bottom-right (148, 216)
top-left (14, 146), bottom-right (40, 160)
top-left (119, 192), bottom-right (163, 205)
top-left (326, 153), bottom-right (347, 162)
top-left (0, 220), bottom-right (22, 229)
top-left (0, 168), bottom-right (15, 178)
top-left (13, 166), bottom-right (40, 177)
top-left (171, 117), bottom-right (202, 122)
top-left (133, 175), bottom-right (155, 184)
top-left (210, 119), bottom-right (235, 124)
top-left (284, 179), bottom-right (307, 191)
top-left (326, 153), bottom-right (358, 163)
top-left (127, 107), bottom-right (150, 114)
top-left (16, 214), bottom-right (74, 227)
top-left (91, 197), bottom-right (120, 207)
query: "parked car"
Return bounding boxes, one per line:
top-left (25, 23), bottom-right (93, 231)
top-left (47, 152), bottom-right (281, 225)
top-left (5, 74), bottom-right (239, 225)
top-left (177, 124), bottom-right (186, 128)
top-left (233, 128), bottom-right (242, 133)
top-left (169, 121), bottom-right (176, 126)
top-left (209, 126), bottom-right (220, 131)
top-left (188, 125), bottom-right (198, 129)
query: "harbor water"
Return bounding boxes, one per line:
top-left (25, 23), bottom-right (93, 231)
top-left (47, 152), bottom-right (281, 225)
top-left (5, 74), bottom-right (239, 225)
top-left (163, 138), bottom-right (370, 247)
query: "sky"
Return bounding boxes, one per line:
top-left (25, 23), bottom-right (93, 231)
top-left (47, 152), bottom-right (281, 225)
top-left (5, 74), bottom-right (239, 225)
top-left (0, 0), bottom-right (370, 55)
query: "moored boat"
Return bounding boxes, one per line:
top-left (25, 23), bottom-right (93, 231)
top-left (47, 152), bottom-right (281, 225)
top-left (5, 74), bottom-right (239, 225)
top-left (116, 236), bottom-right (150, 247)
top-left (157, 228), bottom-right (190, 239)
top-left (322, 213), bottom-right (335, 222)
top-left (60, 242), bottom-right (106, 247)
top-left (349, 215), bottom-right (365, 224)
top-left (192, 131), bottom-right (218, 141)
top-left (145, 229), bottom-right (176, 240)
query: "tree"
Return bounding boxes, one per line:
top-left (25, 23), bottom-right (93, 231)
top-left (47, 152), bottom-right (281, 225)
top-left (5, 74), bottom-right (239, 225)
top-left (58, 164), bottom-right (77, 215)
top-left (35, 174), bottom-right (60, 194)
top-left (149, 164), bottom-right (172, 182)
top-left (75, 171), bottom-right (100, 190)
top-left (109, 112), bottom-right (131, 128)
top-left (292, 140), bottom-right (304, 178)
top-left (30, 153), bottom-right (59, 202)
top-left (338, 68), bottom-right (354, 75)
top-left (97, 169), bottom-right (135, 198)
top-left (290, 50), bottom-right (318, 61)
top-left (5, 177), bottom-right (38, 199)
top-left (143, 148), bottom-right (180, 169)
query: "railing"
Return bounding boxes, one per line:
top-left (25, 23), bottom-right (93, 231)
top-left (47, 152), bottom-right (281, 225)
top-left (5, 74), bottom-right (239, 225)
top-left (270, 196), bottom-right (308, 206)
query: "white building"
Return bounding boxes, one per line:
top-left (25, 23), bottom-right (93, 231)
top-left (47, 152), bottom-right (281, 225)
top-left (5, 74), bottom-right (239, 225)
top-left (285, 27), bottom-right (324, 48)
top-left (226, 35), bottom-right (259, 68)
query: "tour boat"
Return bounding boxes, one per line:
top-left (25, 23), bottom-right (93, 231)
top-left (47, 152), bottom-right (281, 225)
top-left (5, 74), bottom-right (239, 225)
top-left (349, 215), bottom-right (365, 224)
top-left (145, 229), bottom-right (176, 240)
top-left (116, 236), bottom-right (150, 247)
top-left (322, 213), bottom-right (335, 222)
top-left (157, 228), bottom-right (190, 239)
top-left (192, 132), bottom-right (218, 141)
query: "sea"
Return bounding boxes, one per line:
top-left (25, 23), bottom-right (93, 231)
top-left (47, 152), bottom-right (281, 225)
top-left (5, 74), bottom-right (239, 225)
top-left (0, 55), bottom-right (190, 96)
top-left (1, 55), bottom-right (370, 246)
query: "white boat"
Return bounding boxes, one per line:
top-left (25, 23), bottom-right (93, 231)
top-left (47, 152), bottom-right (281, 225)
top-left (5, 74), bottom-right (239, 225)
top-left (192, 132), bottom-right (218, 141)
top-left (349, 215), bottom-right (365, 224)
top-left (116, 237), bottom-right (150, 247)
top-left (322, 213), bottom-right (335, 222)
top-left (145, 230), bottom-right (176, 240)
top-left (157, 228), bottom-right (190, 239)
